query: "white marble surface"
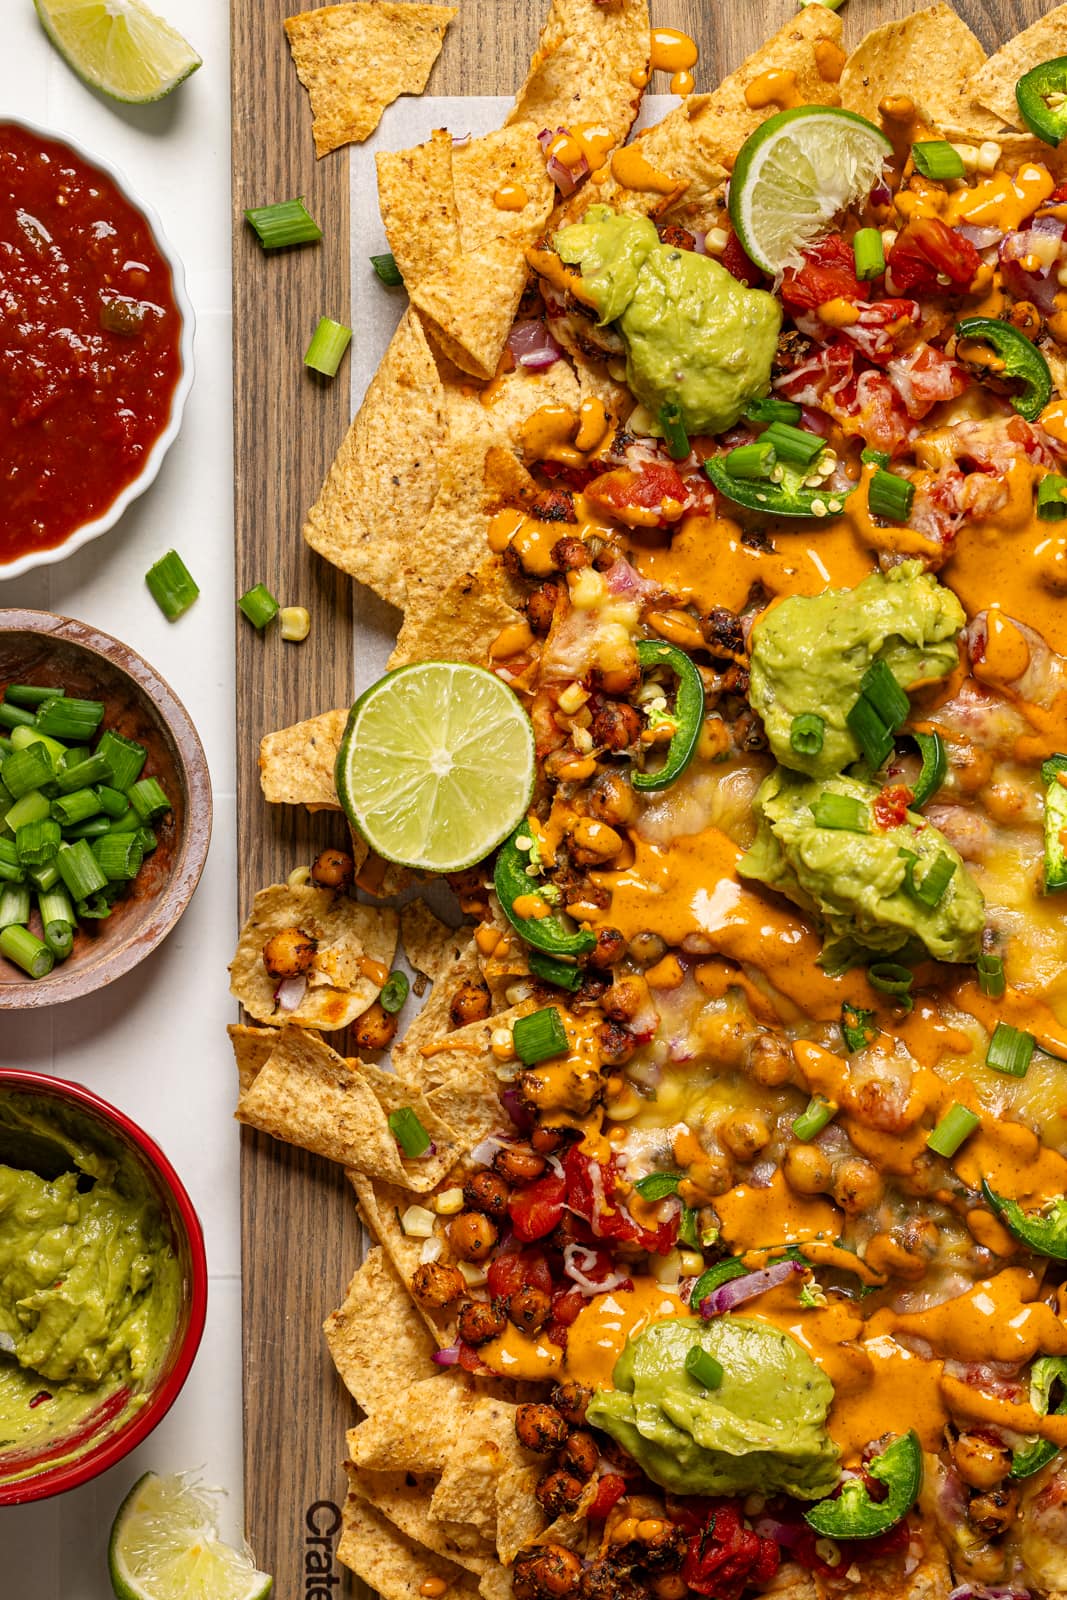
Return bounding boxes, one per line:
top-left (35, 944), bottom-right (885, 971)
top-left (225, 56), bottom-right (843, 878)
top-left (0, 0), bottom-right (243, 1587)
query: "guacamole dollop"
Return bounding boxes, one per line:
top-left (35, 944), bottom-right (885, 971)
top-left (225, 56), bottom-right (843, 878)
top-left (739, 767), bottom-right (985, 967)
top-left (748, 563), bottom-right (966, 780)
top-left (0, 1095), bottom-right (181, 1457)
top-left (586, 1315), bottom-right (840, 1500)
top-left (554, 206), bottom-right (781, 435)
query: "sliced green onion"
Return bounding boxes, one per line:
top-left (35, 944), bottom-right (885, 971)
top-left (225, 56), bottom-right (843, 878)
top-left (911, 730), bottom-right (947, 808)
top-left (0, 923), bottom-right (53, 978)
top-left (95, 731), bottom-right (147, 793)
top-left (852, 226), bottom-right (886, 280)
top-left (15, 818), bottom-right (61, 866)
top-left (27, 861), bottom-right (59, 893)
top-left (0, 838), bottom-right (23, 883)
top-left (64, 815), bottom-right (112, 841)
top-left (4, 684), bottom-right (65, 708)
top-left (55, 840), bottom-right (107, 902)
top-left (860, 660), bottom-right (910, 730)
top-left (724, 441), bottom-right (777, 480)
top-left (51, 789), bottom-right (102, 829)
top-left (135, 827), bottom-right (158, 855)
top-left (678, 1204), bottom-right (699, 1249)
top-left (96, 785), bottom-right (130, 819)
top-left (1037, 473), bottom-right (1067, 520)
top-left (977, 951), bottom-right (1006, 999)
top-left (2, 745), bottom-right (52, 799)
top-left (238, 584), bottom-right (280, 629)
top-left (744, 397), bottom-right (801, 426)
top-left (39, 885), bottom-right (75, 929)
top-left (128, 777), bottom-right (171, 824)
top-left (0, 884), bottom-right (30, 929)
top-left (926, 1102), bottom-right (979, 1157)
top-left (911, 141), bottom-right (966, 181)
top-left (868, 467), bottom-right (915, 522)
top-left (11, 724), bottom-right (65, 766)
top-left (387, 1106), bottom-right (430, 1158)
top-left (36, 697), bottom-right (104, 741)
top-left (684, 1346), bottom-right (724, 1390)
top-left (909, 849), bottom-right (956, 909)
top-left (841, 1003), bottom-right (877, 1053)
top-left (513, 1005), bottom-right (569, 1065)
top-left (861, 447), bottom-right (890, 468)
top-left (811, 793), bottom-right (869, 831)
top-left (57, 752), bottom-right (113, 794)
top-left (43, 920), bottom-right (73, 961)
top-left (790, 714), bottom-right (825, 757)
top-left (371, 251), bottom-right (404, 287)
top-left (659, 402), bottom-right (689, 461)
top-left (868, 961), bottom-right (913, 997)
top-left (379, 970), bottom-right (410, 1013)
top-left (527, 948), bottom-right (583, 991)
top-left (77, 891), bottom-right (118, 920)
top-left (793, 1095), bottom-right (838, 1141)
top-left (0, 702), bottom-right (36, 731)
top-left (4, 791), bottom-right (51, 832)
top-left (245, 197), bottom-right (322, 250)
top-left (106, 807), bottom-right (142, 836)
top-left (846, 693), bottom-right (894, 771)
top-left (91, 834), bottom-right (144, 882)
top-left (146, 549), bottom-right (200, 621)
top-left (633, 1172), bottom-right (683, 1200)
top-left (762, 420), bottom-right (824, 467)
top-left (986, 1021), bottom-right (1035, 1079)
top-left (304, 316), bottom-right (353, 378)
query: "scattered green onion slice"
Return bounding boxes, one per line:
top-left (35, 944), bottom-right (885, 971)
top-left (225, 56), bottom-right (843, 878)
top-left (846, 694), bottom-right (894, 772)
top-left (371, 251), bottom-right (404, 287)
top-left (790, 713), bottom-right (825, 757)
top-left (387, 1106), bottom-right (431, 1158)
top-left (685, 1346), bottom-right (724, 1390)
top-left (527, 948), bottom-right (583, 991)
top-left (852, 226), bottom-right (885, 280)
top-left (861, 447), bottom-right (890, 468)
top-left (660, 401), bottom-right (689, 461)
top-left (977, 952), bottom-right (1006, 999)
top-left (868, 468), bottom-right (915, 522)
top-left (910, 730), bottom-right (947, 808)
top-left (926, 1102), bottom-right (979, 1158)
top-left (743, 397), bottom-right (801, 426)
top-left (379, 970), bottom-right (410, 1013)
top-left (513, 1006), bottom-right (569, 1066)
top-left (762, 420), bottom-right (824, 468)
top-left (1037, 473), bottom-right (1067, 520)
top-left (859, 660), bottom-right (910, 731)
top-left (868, 961), bottom-right (914, 998)
top-left (305, 316), bottom-right (353, 378)
top-left (245, 197), bottom-right (322, 250)
top-left (724, 441), bottom-right (777, 480)
top-left (146, 549), bottom-right (200, 621)
top-left (238, 584), bottom-right (280, 629)
top-left (911, 141), bottom-right (966, 181)
top-left (811, 793), bottom-right (869, 832)
top-left (908, 850), bottom-right (957, 909)
top-left (793, 1095), bottom-right (838, 1141)
top-left (0, 923), bottom-right (53, 979)
top-left (986, 1021), bottom-right (1035, 1079)
top-left (633, 1172), bottom-right (684, 1200)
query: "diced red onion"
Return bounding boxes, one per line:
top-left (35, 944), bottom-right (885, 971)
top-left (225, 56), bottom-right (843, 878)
top-left (749, 1160), bottom-right (776, 1190)
top-left (537, 126), bottom-right (590, 195)
top-left (470, 1136), bottom-right (504, 1167)
top-left (752, 1516), bottom-right (805, 1550)
top-left (500, 1086), bottom-right (534, 1130)
top-left (798, 405), bottom-right (833, 439)
top-left (1000, 221), bottom-right (1065, 313)
top-left (871, 181), bottom-right (892, 206)
top-left (690, 230), bottom-right (708, 256)
top-left (274, 975), bottom-right (307, 1012)
top-left (699, 1258), bottom-right (803, 1317)
top-left (603, 557), bottom-right (661, 604)
top-left (564, 1242), bottom-right (633, 1296)
top-left (508, 319), bottom-right (562, 369)
top-left (956, 224), bottom-right (1003, 250)
top-left (432, 1343), bottom-right (462, 1366)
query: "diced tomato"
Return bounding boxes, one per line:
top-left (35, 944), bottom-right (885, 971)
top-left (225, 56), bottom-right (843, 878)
top-left (550, 1284), bottom-right (587, 1327)
top-left (720, 228), bottom-right (764, 287)
top-left (587, 1473), bottom-right (628, 1521)
top-left (780, 235), bottom-right (870, 309)
top-left (508, 1172), bottom-right (567, 1241)
top-left (887, 217), bottom-right (980, 294)
top-left (1050, 182), bottom-right (1067, 204)
top-left (682, 1502), bottom-right (780, 1600)
top-left (886, 341), bottom-right (970, 417)
top-left (457, 1342), bottom-right (492, 1375)
top-left (486, 1243), bottom-right (553, 1300)
top-left (562, 1146), bottom-right (679, 1253)
top-left (874, 783), bottom-right (914, 829)
top-left (584, 463), bottom-right (690, 527)
top-left (538, 459), bottom-right (599, 491)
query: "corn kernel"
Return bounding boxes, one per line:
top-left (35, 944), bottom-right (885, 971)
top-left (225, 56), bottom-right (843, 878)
top-left (491, 1027), bottom-right (516, 1061)
top-left (678, 1249), bottom-right (704, 1276)
top-left (704, 227), bottom-right (729, 256)
top-left (279, 606), bottom-right (311, 643)
top-left (287, 865), bottom-right (311, 888)
top-left (950, 143), bottom-right (979, 172)
top-left (607, 1085), bottom-right (644, 1121)
top-left (572, 725), bottom-right (594, 753)
top-left (400, 1205), bottom-right (436, 1238)
top-left (558, 681), bottom-right (590, 715)
top-left (649, 1249), bottom-right (682, 1284)
top-left (434, 1186), bottom-right (465, 1215)
top-left (569, 567), bottom-right (606, 609)
top-left (976, 140), bottom-right (1001, 173)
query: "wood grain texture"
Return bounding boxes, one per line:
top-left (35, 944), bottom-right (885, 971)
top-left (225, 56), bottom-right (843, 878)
top-left (231, 0), bottom-right (1045, 1593)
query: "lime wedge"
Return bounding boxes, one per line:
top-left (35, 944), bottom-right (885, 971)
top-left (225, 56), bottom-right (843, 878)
top-left (728, 106), bottom-right (892, 275)
top-left (109, 1472), bottom-right (273, 1600)
top-left (34, 0), bottom-right (201, 104)
top-left (336, 662), bottom-right (536, 873)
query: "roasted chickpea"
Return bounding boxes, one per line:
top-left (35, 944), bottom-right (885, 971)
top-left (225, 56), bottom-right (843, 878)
top-left (353, 1000), bottom-right (398, 1052)
top-left (782, 1143), bottom-right (832, 1196)
top-left (596, 1020), bottom-right (637, 1066)
top-left (954, 1432), bottom-right (1013, 1491)
top-left (967, 1486), bottom-right (1018, 1538)
top-left (593, 656), bottom-right (641, 698)
top-left (1008, 300), bottom-right (1042, 338)
top-left (493, 1146), bottom-right (547, 1184)
top-left (589, 927), bottom-right (627, 970)
top-left (590, 700), bottom-right (643, 751)
top-left (603, 976), bottom-right (648, 1023)
top-left (262, 926), bottom-right (316, 979)
top-left (310, 848), bottom-right (354, 889)
top-left (513, 1543), bottom-right (582, 1600)
top-left (552, 536), bottom-right (591, 572)
top-left (447, 1211), bottom-right (498, 1261)
top-left (570, 818), bottom-right (624, 866)
top-left (509, 1285), bottom-right (552, 1334)
top-left (532, 1125), bottom-right (565, 1154)
top-left (536, 1469), bottom-right (585, 1517)
top-left (525, 581), bottom-right (561, 637)
top-left (457, 1298), bottom-right (507, 1346)
top-left (719, 1109), bottom-right (771, 1162)
top-left (701, 606), bottom-right (744, 660)
top-left (651, 1579), bottom-right (687, 1600)
top-left (515, 1403), bottom-right (569, 1454)
top-left (551, 1380), bottom-right (592, 1427)
top-left (462, 1170), bottom-right (510, 1218)
top-left (586, 770), bottom-right (639, 826)
top-left (449, 979), bottom-right (492, 1028)
top-left (559, 1429), bottom-right (599, 1480)
top-left (628, 931), bottom-right (667, 968)
top-left (580, 1563), bottom-right (645, 1600)
top-left (639, 1524), bottom-right (687, 1570)
top-left (745, 1032), bottom-right (793, 1087)
top-left (409, 1261), bottom-right (465, 1308)
top-left (832, 1157), bottom-right (884, 1215)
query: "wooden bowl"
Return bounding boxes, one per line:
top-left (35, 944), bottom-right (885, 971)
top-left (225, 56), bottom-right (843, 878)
top-left (0, 610), bottom-right (211, 1008)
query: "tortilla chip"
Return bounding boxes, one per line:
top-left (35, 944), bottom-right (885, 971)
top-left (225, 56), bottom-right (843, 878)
top-left (376, 128), bottom-right (462, 286)
top-left (304, 311), bottom-right (445, 606)
top-left (324, 1246), bottom-right (437, 1410)
top-left (430, 1395), bottom-right (544, 1560)
top-left (452, 124), bottom-right (555, 251)
top-left (258, 709), bottom-right (348, 808)
top-left (478, 1570), bottom-right (515, 1600)
top-left (972, 5), bottom-right (1067, 134)
top-left (348, 1376), bottom-right (481, 1471)
top-left (227, 1023), bottom-right (282, 1094)
top-left (349, 1468), bottom-right (494, 1570)
top-left (391, 551), bottom-right (525, 670)
top-left (229, 884), bottom-right (397, 1029)
top-left (411, 236), bottom-right (533, 380)
top-left (284, 2), bottom-right (456, 157)
top-left (401, 902), bottom-right (468, 982)
top-left (508, 0), bottom-right (648, 154)
top-left (338, 1466), bottom-right (481, 1599)
top-left (840, 3), bottom-right (1001, 138)
top-left (390, 932), bottom-right (489, 1079)
top-left (350, 1171), bottom-right (457, 1343)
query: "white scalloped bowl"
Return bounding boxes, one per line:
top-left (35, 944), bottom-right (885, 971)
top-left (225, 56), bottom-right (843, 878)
top-left (0, 116), bottom-right (195, 582)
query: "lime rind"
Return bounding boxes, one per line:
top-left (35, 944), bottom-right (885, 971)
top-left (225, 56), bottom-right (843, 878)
top-left (336, 662), bottom-right (536, 874)
top-left (109, 1472), bottom-right (272, 1600)
top-left (34, 0), bottom-right (201, 104)
top-left (729, 106), bottom-right (892, 275)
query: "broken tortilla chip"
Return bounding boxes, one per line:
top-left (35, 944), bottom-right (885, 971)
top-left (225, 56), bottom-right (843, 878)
top-left (284, 1), bottom-right (456, 157)
top-left (376, 128), bottom-right (462, 287)
top-left (351, 1171), bottom-right (458, 1343)
top-left (229, 883), bottom-right (397, 1029)
top-left (508, 0), bottom-right (648, 155)
top-left (972, 4), bottom-right (1067, 135)
top-left (348, 1467), bottom-right (494, 1571)
top-left (338, 1467), bottom-right (481, 1600)
top-left (391, 552), bottom-right (525, 670)
top-left (227, 1023), bottom-right (284, 1094)
top-left (347, 1376), bottom-right (482, 1472)
top-left (410, 236), bottom-right (533, 380)
top-left (258, 709), bottom-right (348, 809)
top-left (452, 123), bottom-right (555, 251)
top-left (840, 3), bottom-right (1002, 138)
top-left (324, 1246), bottom-right (437, 1411)
top-left (401, 901), bottom-right (469, 983)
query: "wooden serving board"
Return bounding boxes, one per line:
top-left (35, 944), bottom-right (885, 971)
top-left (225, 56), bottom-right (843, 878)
top-left (229, 0), bottom-right (1039, 1590)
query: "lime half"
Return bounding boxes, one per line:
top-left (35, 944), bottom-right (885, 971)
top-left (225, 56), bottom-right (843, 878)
top-left (336, 662), bottom-right (536, 873)
top-left (729, 106), bottom-right (892, 275)
top-left (109, 1472), bottom-right (273, 1600)
top-left (34, 0), bottom-right (201, 104)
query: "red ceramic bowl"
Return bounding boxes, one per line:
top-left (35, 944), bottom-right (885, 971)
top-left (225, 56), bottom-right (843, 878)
top-left (0, 1070), bottom-right (208, 1504)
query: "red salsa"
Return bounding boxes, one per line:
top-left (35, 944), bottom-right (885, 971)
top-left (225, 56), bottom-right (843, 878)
top-left (0, 122), bottom-right (183, 565)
